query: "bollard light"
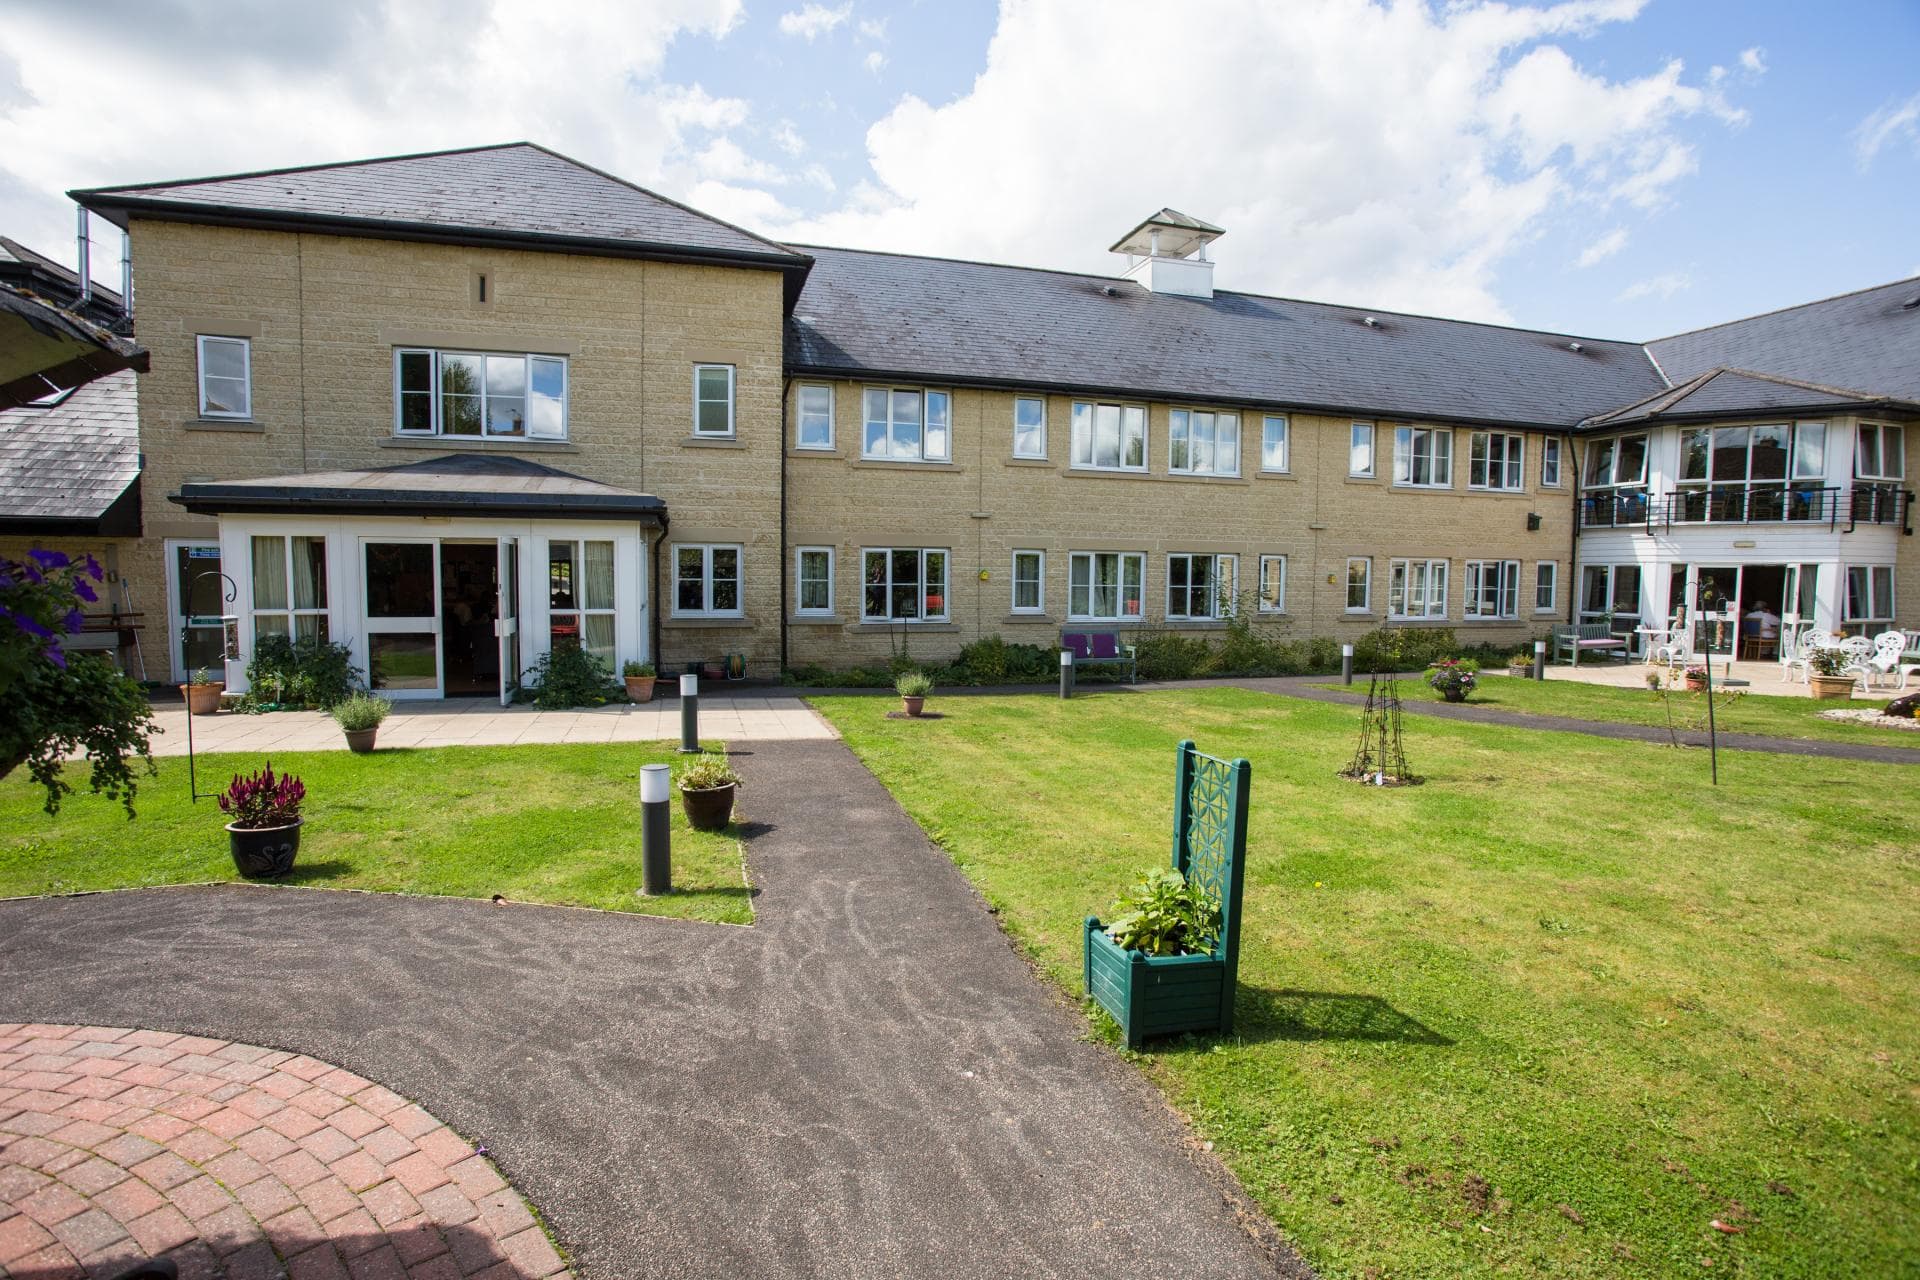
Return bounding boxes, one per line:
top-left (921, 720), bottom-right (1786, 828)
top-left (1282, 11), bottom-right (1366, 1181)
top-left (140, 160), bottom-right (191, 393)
top-left (679, 673), bottom-right (700, 754)
top-left (1059, 648), bottom-right (1074, 700)
top-left (1341, 642), bottom-right (1354, 686)
top-left (639, 763), bottom-right (671, 895)
top-left (1532, 639), bottom-right (1547, 681)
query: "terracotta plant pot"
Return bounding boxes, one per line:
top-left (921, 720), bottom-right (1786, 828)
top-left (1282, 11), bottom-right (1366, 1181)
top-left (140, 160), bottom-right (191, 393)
top-left (227, 820), bottom-right (302, 878)
top-left (1809, 674), bottom-right (1855, 701)
top-left (901, 695), bottom-right (925, 717)
top-left (343, 728), bottom-right (377, 753)
top-left (680, 783), bottom-right (735, 831)
top-left (1685, 676), bottom-right (1707, 692)
top-left (182, 682), bottom-right (223, 715)
top-left (624, 675), bottom-right (656, 703)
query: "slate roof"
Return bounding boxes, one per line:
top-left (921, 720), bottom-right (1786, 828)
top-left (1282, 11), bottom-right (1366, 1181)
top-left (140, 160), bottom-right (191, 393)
top-left (172, 453), bottom-right (664, 522)
top-left (0, 282), bottom-right (148, 410)
top-left (0, 236), bottom-right (123, 313)
top-left (0, 369), bottom-right (139, 528)
top-left (1581, 367), bottom-right (1909, 428)
top-left (786, 246), bottom-right (1669, 429)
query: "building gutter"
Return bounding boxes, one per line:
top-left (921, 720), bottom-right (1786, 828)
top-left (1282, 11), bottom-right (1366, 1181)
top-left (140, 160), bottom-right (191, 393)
top-left (779, 374), bottom-right (792, 676)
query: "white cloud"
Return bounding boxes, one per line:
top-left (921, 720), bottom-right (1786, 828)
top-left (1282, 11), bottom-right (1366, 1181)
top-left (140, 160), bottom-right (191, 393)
top-left (1740, 47), bottom-right (1767, 75)
top-left (693, 137), bottom-right (790, 185)
top-left (1855, 91), bottom-right (1920, 170)
top-left (1576, 226), bottom-right (1629, 268)
top-left (856, 17), bottom-right (888, 42)
top-left (777, 3), bottom-right (851, 41)
top-left (775, 0), bottom-right (1750, 322)
top-left (770, 119), bottom-right (807, 156)
top-left (863, 50), bottom-right (887, 75)
top-left (1616, 271), bottom-right (1692, 302)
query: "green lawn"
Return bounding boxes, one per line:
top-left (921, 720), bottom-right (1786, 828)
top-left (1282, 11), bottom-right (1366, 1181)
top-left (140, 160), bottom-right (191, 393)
top-left (0, 745), bottom-right (752, 924)
top-left (1318, 672), bottom-right (1920, 749)
top-left (812, 688), bottom-right (1920, 1279)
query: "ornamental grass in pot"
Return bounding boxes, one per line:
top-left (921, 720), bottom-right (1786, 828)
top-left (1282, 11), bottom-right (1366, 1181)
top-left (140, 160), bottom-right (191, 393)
top-left (181, 667), bottom-right (223, 716)
top-left (896, 669), bottom-right (933, 717)
top-left (622, 660), bottom-right (657, 703)
top-left (330, 692), bottom-right (392, 752)
top-left (677, 752), bottom-right (739, 831)
top-left (218, 762), bottom-right (305, 878)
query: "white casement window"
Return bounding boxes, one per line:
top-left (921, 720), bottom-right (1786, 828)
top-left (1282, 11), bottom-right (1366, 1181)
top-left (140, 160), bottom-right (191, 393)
top-left (1068, 552), bottom-right (1144, 622)
top-left (694, 364), bottom-right (736, 437)
top-left (1578, 564), bottom-right (1642, 627)
top-left (394, 348), bottom-right (567, 439)
top-left (1463, 560), bottom-right (1521, 619)
top-left (1167, 554), bottom-right (1237, 621)
top-left (1258, 555), bottom-right (1287, 613)
top-left (794, 547), bottom-right (834, 615)
top-left (1013, 397), bottom-right (1047, 459)
top-left (548, 540), bottom-right (617, 663)
top-left (1534, 561), bottom-right (1558, 613)
top-left (197, 335), bottom-right (252, 419)
top-left (862, 387), bottom-right (951, 462)
top-left (1856, 423), bottom-right (1906, 480)
top-left (1541, 437), bottom-right (1564, 487)
top-left (673, 544), bottom-right (742, 618)
top-left (250, 535), bottom-right (328, 644)
top-left (795, 384), bottom-right (834, 450)
top-left (1582, 433), bottom-right (1649, 488)
top-left (1349, 422), bottom-right (1375, 477)
top-left (1169, 410), bottom-right (1240, 475)
top-left (1011, 550), bottom-right (1045, 613)
top-left (862, 548), bottom-right (948, 622)
top-left (1069, 402), bottom-right (1147, 472)
top-left (1792, 421), bottom-right (1827, 479)
top-left (1388, 558), bottom-right (1449, 619)
top-left (1468, 432), bottom-right (1524, 490)
top-left (1845, 564), bottom-right (1896, 624)
top-left (1261, 416), bottom-right (1290, 472)
top-left (1345, 558), bottom-right (1372, 612)
top-left (1393, 427), bottom-right (1453, 488)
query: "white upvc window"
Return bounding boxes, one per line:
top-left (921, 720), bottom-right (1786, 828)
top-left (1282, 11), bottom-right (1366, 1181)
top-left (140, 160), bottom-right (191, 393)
top-left (1068, 551), bottom-right (1144, 622)
top-left (862, 548), bottom-right (949, 621)
top-left (197, 335), bottom-right (252, 419)
top-left (1792, 421), bottom-right (1827, 479)
top-left (1388, 558), bottom-right (1449, 619)
top-left (794, 546), bottom-right (834, 615)
top-left (673, 543), bottom-right (742, 618)
top-left (1534, 561), bottom-right (1558, 613)
top-left (1463, 559), bottom-right (1521, 619)
top-left (548, 539), bottom-right (617, 664)
top-left (1069, 402), bottom-right (1148, 472)
top-left (795, 384), bottom-right (834, 450)
top-left (1011, 550), bottom-right (1045, 613)
top-left (693, 364), bottom-right (736, 437)
top-left (394, 348), bottom-right (568, 439)
top-left (1261, 416), bottom-right (1290, 472)
top-left (1856, 423), bottom-right (1906, 480)
top-left (1845, 564), bottom-right (1896, 624)
top-left (249, 535), bottom-right (328, 644)
top-left (1393, 426), bottom-right (1453, 488)
top-left (1469, 432), bottom-right (1524, 490)
top-left (1168, 409), bottom-right (1240, 475)
top-left (862, 387), bottom-right (951, 462)
top-left (1258, 555), bottom-right (1287, 613)
top-left (1541, 437), bottom-right (1564, 487)
top-left (1349, 422), bottom-right (1375, 477)
top-left (1345, 558), bottom-right (1372, 612)
top-left (1013, 397), bottom-right (1047, 459)
top-left (1167, 553), bottom-right (1237, 621)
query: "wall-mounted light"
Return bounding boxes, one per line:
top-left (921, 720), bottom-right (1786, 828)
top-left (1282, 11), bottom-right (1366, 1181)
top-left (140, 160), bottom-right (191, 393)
top-left (1326, 572), bottom-right (1337, 585)
top-left (1526, 512), bottom-right (1542, 531)
top-left (978, 569), bottom-right (990, 581)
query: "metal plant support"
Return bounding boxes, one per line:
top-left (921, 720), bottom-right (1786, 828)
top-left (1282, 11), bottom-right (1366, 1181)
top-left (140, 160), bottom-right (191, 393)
top-left (184, 570), bottom-right (238, 803)
top-left (1341, 672), bottom-right (1416, 785)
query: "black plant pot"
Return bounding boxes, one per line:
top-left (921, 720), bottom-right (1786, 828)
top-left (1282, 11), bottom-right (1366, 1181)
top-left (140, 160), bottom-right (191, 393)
top-left (227, 820), bottom-right (302, 878)
top-left (679, 784), bottom-right (735, 831)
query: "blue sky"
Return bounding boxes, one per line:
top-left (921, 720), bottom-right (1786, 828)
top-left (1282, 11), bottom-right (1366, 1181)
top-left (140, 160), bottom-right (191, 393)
top-left (1, 0), bottom-right (1915, 341)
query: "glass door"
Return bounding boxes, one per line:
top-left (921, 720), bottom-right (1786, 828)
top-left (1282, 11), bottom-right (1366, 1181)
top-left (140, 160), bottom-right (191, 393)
top-left (1693, 565), bottom-right (1740, 658)
top-left (170, 542), bottom-right (228, 681)
top-left (497, 536), bottom-right (519, 707)
top-left (364, 540), bottom-right (440, 695)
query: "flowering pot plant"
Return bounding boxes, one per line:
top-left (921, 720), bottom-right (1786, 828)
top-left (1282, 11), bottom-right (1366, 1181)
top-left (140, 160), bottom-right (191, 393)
top-left (677, 751), bottom-right (740, 831)
top-left (1424, 658), bottom-right (1478, 703)
top-left (1683, 664), bottom-right (1709, 690)
top-left (217, 762), bottom-right (306, 878)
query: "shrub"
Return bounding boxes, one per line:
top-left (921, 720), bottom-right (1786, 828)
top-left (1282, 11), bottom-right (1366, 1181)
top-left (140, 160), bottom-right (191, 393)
top-left (523, 641), bottom-right (623, 709)
top-left (1129, 631), bottom-right (1218, 681)
top-left (244, 634), bottom-right (361, 709)
top-left (1353, 627), bottom-right (1463, 673)
top-left (895, 669), bottom-right (934, 698)
top-left (329, 693), bottom-right (392, 732)
top-left (622, 660), bottom-right (656, 678)
top-left (1103, 866), bottom-right (1221, 957)
top-left (218, 762), bottom-right (305, 829)
top-left (677, 752), bottom-right (740, 790)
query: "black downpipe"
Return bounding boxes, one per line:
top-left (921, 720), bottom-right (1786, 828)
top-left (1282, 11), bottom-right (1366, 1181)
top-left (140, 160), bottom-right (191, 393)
top-left (779, 375), bottom-right (792, 675)
top-left (652, 514), bottom-right (668, 675)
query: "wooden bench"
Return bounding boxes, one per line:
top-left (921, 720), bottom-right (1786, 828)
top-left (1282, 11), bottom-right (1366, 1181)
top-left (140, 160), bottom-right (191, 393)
top-left (1551, 622), bottom-right (1629, 667)
top-left (1059, 629), bottom-right (1137, 683)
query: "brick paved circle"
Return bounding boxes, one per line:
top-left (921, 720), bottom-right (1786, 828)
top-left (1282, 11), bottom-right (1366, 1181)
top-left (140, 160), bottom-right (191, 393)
top-left (0, 1025), bottom-right (569, 1280)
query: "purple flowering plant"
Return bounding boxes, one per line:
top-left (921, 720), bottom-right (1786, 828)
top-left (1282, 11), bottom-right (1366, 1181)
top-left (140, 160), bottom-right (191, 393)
top-left (218, 762), bottom-right (306, 829)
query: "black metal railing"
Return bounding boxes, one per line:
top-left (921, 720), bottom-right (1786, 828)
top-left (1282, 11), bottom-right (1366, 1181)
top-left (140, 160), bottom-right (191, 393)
top-left (1579, 484), bottom-right (1912, 533)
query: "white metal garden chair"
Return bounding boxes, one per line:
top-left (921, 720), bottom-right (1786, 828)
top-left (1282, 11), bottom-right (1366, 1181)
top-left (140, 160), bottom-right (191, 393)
top-left (1860, 631), bottom-right (1910, 690)
top-left (1652, 615), bottom-right (1694, 669)
top-left (1779, 629), bottom-right (1832, 684)
top-left (1835, 636), bottom-right (1875, 691)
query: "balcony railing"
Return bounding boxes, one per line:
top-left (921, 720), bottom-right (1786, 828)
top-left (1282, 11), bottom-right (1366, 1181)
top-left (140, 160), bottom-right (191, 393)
top-left (1579, 484), bottom-right (1913, 533)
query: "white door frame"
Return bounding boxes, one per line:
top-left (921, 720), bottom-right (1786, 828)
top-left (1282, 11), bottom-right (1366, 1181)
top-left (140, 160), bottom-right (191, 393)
top-left (162, 538), bottom-right (229, 683)
top-left (361, 537), bottom-right (443, 699)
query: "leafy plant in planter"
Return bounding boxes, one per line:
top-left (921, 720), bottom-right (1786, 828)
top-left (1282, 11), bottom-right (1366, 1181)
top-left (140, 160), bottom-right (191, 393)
top-left (242, 635), bottom-right (360, 710)
top-left (1684, 664), bottom-right (1709, 691)
top-left (182, 666), bottom-right (224, 715)
top-left (1506, 651), bottom-right (1532, 676)
top-left (895, 669), bottom-right (933, 716)
top-left (523, 641), bottom-right (622, 709)
top-left (217, 762), bottom-right (306, 878)
top-left (622, 660), bottom-right (658, 703)
top-left (330, 693), bottom-right (392, 753)
top-left (676, 751), bottom-right (740, 830)
top-left (1102, 866), bottom-right (1221, 957)
top-left (1806, 646), bottom-right (1855, 700)
top-left (1424, 658), bottom-right (1479, 703)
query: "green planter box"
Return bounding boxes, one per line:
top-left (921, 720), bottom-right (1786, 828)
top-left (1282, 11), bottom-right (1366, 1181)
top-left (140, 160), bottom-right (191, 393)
top-left (1084, 917), bottom-right (1227, 1048)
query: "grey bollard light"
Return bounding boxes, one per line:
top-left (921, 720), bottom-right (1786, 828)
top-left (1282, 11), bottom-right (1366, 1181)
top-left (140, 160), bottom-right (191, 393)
top-left (679, 673), bottom-right (700, 753)
top-left (1341, 643), bottom-right (1354, 685)
top-left (1059, 648), bottom-right (1074, 699)
top-left (1533, 639), bottom-right (1547, 681)
top-left (639, 763), bottom-right (671, 896)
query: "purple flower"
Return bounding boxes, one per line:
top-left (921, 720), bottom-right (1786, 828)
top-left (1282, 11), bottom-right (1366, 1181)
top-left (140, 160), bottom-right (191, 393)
top-left (43, 642), bottom-right (67, 669)
top-left (12, 614), bottom-right (54, 639)
top-left (29, 548), bottom-right (70, 570)
top-left (82, 555), bottom-right (104, 581)
top-left (63, 608), bottom-right (86, 634)
top-left (73, 577), bottom-right (98, 603)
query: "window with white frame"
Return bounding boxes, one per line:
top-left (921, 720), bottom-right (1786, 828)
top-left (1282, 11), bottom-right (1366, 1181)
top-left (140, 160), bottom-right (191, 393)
top-left (1856, 423), bottom-right (1906, 480)
top-left (1011, 550), bottom-right (1045, 613)
top-left (1579, 433), bottom-right (1651, 526)
top-left (1258, 555), bottom-right (1287, 613)
top-left (1463, 560), bottom-right (1520, 619)
top-left (1167, 553), bottom-right (1237, 620)
top-left (395, 348), bottom-right (567, 438)
top-left (1169, 410), bottom-right (1240, 475)
top-left (863, 387), bottom-right (951, 462)
top-left (1349, 422), bottom-right (1375, 477)
top-left (1845, 564), bottom-right (1895, 624)
top-left (1261, 416), bottom-right (1290, 472)
top-left (1534, 561), bottom-right (1557, 612)
top-left (1578, 564), bottom-right (1641, 627)
top-left (795, 384), bottom-right (834, 450)
top-left (1068, 551), bottom-right (1144, 622)
top-left (862, 548), bottom-right (948, 621)
top-left (250, 535), bottom-right (327, 643)
top-left (1541, 437), bottom-right (1564, 487)
top-left (673, 544), bottom-right (741, 617)
top-left (198, 335), bottom-right (252, 419)
top-left (1388, 558), bottom-right (1449, 619)
top-left (1013, 397), bottom-right (1046, 459)
top-left (794, 547), bottom-right (834, 615)
top-left (549, 539), bottom-right (617, 662)
top-left (693, 364), bottom-right (735, 437)
top-left (1393, 427), bottom-right (1453, 488)
top-left (1069, 402), bottom-right (1147, 471)
top-left (1468, 432), bottom-right (1524, 490)
top-left (1345, 558), bottom-right (1372, 612)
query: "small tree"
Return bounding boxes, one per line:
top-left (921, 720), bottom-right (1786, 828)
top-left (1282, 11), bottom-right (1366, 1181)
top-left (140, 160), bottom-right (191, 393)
top-left (0, 550), bottom-right (156, 814)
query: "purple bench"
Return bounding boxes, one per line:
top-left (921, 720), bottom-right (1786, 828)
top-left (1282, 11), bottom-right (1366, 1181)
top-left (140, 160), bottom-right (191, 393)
top-left (1060, 629), bottom-right (1137, 682)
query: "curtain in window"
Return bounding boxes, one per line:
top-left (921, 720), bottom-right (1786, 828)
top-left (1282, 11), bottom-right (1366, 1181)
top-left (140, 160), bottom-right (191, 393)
top-left (582, 615), bottom-right (616, 663)
top-left (583, 541), bottom-right (615, 611)
top-left (252, 537), bottom-right (287, 611)
top-left (292, 537), bottom-right (326, 610)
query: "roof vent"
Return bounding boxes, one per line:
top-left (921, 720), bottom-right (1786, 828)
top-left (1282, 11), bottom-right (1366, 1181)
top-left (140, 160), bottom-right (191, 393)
top-left (1109, 208), bottom-right (1222, 299)
top-left (1362, 316), bottom-right (1380, 328)
top-left (1903, 293), bottom-right (1920, 310)
top-left (1568, 340), bottom-right (1584, 352)
top-left (1102, 285), bottom-right (1120, 297)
